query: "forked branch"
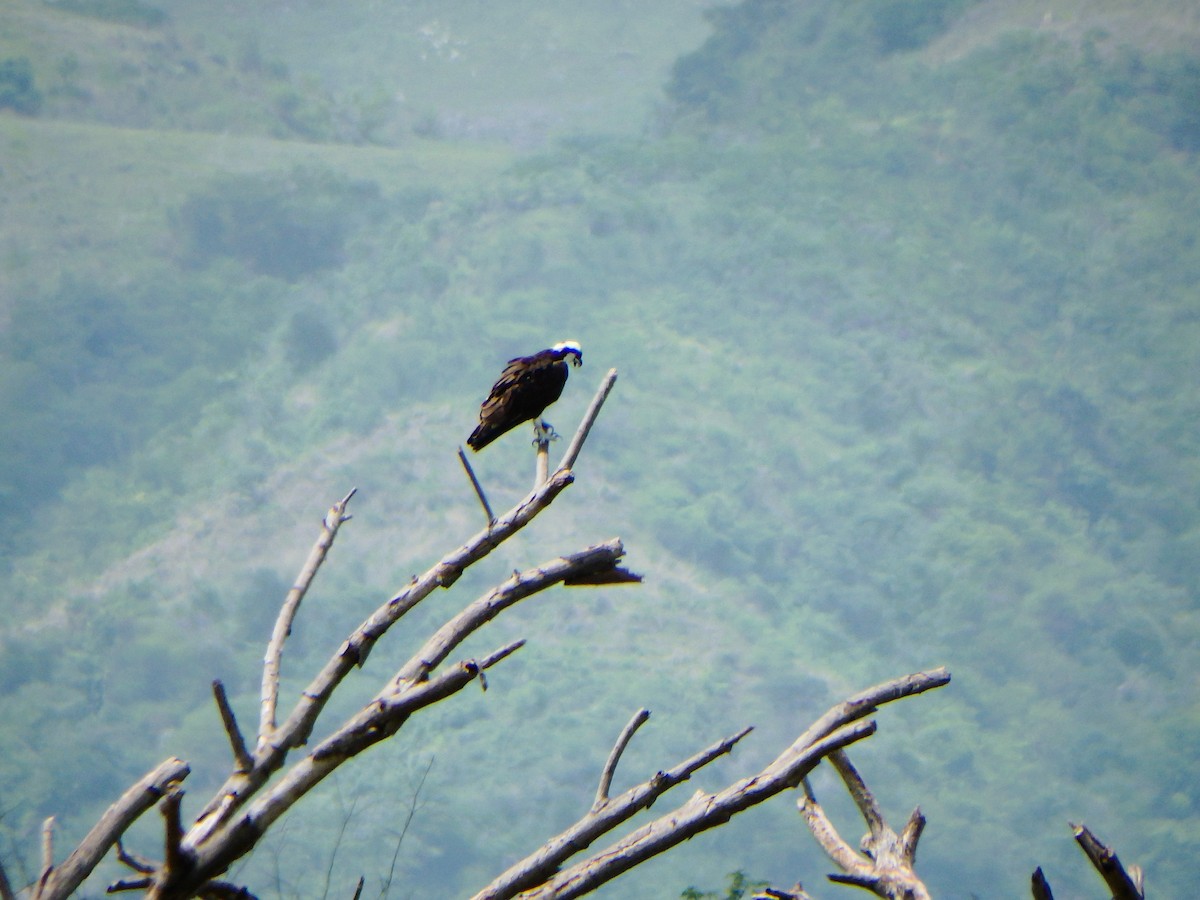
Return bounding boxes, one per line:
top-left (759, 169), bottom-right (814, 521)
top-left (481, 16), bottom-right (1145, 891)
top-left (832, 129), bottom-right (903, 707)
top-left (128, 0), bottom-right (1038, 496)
top-left (473, 667), bottom-right (950, 900)
top-left (31, 757), bottom-right (189, 899)
top-left (796, 749), bottom-right (930, 900)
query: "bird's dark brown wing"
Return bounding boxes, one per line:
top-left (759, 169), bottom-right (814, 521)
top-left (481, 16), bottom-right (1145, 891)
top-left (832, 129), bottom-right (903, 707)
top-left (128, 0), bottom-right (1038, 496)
top-left (468, 353), bottom-right (569, 451)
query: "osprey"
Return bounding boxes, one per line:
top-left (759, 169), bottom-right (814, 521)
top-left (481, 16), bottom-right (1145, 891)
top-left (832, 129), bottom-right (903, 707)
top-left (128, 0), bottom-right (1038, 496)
top-left (468, 341), bottom-right (583, 451)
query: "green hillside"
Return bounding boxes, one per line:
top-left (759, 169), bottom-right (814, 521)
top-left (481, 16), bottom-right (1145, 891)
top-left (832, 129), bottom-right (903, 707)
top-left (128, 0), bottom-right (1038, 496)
top-left (1, 0), bottom-right (1198, 897)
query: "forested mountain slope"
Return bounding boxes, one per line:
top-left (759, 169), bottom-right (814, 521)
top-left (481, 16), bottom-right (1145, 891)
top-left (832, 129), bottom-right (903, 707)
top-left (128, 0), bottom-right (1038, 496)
top-left (1, 0), bottom-right (1197, 896)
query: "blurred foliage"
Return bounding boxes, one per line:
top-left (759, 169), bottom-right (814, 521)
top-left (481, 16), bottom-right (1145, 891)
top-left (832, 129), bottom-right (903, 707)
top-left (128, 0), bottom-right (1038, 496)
top-left (1, 0), bottom-right (1199, 897)
top-left (0, 57), bottom-right (41, 114)
top-left (173, 168), bottom-right (384, 279)
top-left (47, 0), bottom-right (168, 29)
top-left (681, 870), bottom-right (770, 900)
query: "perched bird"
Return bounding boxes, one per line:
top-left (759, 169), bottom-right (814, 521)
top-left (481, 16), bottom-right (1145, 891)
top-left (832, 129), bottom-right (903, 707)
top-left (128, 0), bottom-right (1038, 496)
top-left (468, 341), bottom-right (583, 451)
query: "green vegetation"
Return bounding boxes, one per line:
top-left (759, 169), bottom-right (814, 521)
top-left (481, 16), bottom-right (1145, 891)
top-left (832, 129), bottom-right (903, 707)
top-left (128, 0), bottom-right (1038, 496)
top-left (0, 57), bottom-right (41, 114)
top-left (48, 0), bottom-right (168, 29)
top-left (0, 0), bottom-right (1198, 896)
top-left (682, 870), bottom-right (769, 900)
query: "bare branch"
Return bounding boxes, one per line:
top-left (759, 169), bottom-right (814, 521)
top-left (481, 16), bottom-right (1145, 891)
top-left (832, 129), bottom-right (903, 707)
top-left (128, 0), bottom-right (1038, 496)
top-left (557, 368), bottom-right (618, 474)
top-left (828, 750), bottom-right (885, 836)
top-left (117, 839), bottom-right (157, 874)
top-left (179, 643), bottom-right (527, 896)
top-left (32, 757), bottom-right (190, 899)
top-left (27, 377), bottom-right (638, 898)
top-left (259, 488), bottom-right (357, 751)
top-left (390, 539), bottom-right (626, 689)
top-left (795, 748), bottom-right (931, 900)
top-left (534, 438), bottom-right (550, 488)
top-left (458, 447), bottom-right (496, 525)
top-left (594, 709), bottom-right (651, 809)
top-left (1071, 823), bottom-right (1144, 900)
top-left (1031, 866), bottom-right (1054, 900)
top-left (752, 888), bottom-right (815, 900)
top-left (380, 756), bottom-right (435, 898)
top-left (37, 817), bottom-right (53, 894)
top-left (162, 789), bottom-right (186, 883)
top-left (272, 469), bottom-right (573, 749)
top-left (212, 681), bottom-right (252, 774)
top-left (480, 668), bottom-right (949, 900)
top-left (516, 720), bottom-right (874, 900)
top-left (474, 721), bottom-right (755, 900)
top-left (897, 807), bottom-right (925, 861)
top-left (109, 876), bottom-right (154, 893)
top-left (797, 779), bottom-right (860, 874)
top-left (192, 469), bottom-right (578, 840)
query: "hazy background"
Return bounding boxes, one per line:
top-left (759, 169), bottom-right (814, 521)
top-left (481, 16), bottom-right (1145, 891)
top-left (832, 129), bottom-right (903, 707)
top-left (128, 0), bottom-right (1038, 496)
top-left (1, 0), bottom-right (1198, 896)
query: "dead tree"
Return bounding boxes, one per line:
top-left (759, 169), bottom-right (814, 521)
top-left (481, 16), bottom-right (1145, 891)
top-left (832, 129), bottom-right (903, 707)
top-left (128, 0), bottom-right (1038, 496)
top-left (6, 369), bottom-right (953, 899)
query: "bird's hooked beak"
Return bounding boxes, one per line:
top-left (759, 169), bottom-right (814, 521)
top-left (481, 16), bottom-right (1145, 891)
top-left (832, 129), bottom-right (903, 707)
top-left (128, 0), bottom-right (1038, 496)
top-left (570, 352), bottom-right (583, 368)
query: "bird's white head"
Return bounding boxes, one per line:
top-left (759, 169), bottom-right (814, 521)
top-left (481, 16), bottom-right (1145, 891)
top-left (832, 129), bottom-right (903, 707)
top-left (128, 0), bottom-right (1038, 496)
top-left (552, 340), bottom-right (583, 366)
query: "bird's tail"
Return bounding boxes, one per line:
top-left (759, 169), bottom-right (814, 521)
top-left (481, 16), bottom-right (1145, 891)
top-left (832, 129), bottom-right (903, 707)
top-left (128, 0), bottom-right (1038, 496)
top-left (467, 424), bottom-right (496, 451)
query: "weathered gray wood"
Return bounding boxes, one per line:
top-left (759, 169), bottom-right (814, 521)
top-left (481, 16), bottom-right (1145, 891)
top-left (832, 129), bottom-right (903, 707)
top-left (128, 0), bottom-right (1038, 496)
top-left (1072, 823), bottom-right (1145, 900)
top-left (77, 372), bottom-right (625, 899)
top-left (459, 446), bottom-right (496, 524)
top-left (474, 668), bottom-right (950, 900)
top-left (211, 680), bottom-right (252, 774)
top-left (797, 748), bottom-right (932, 900)
top-left (258, 487), bottom-right (356, 751)
top-left (33, 757), bottom-right (189, 900)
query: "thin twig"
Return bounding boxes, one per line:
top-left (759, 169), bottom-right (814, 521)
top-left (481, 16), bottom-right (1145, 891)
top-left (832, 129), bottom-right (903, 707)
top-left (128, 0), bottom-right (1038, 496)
top-left (594, 710), bottom-right (651, 810)
top-left (320, 789), bottom-right (357, 900)
top-left (351, 876), bottom-right (365, 900)
top-left (381, 756), bottom-right (434, 899)
top-left (535, 439), bottom-right (550, 488)
top-left (458, 447), bottom-right (495, 525)
top-left (37, 817), bottom-right (53, 892)
top-left (259, 488), bottom-right (357, 752)
top-left (108, 877), bottom-right (154, 893)
top-left (213, 681), bottom-right (253, 773)
top-left (557, 368), bottom-right (617, 474)
top-left (116, 840), bottom-right (156, 874)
